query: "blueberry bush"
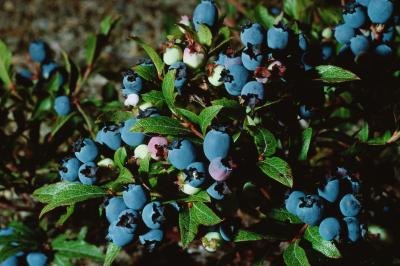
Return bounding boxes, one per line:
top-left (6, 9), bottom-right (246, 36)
top-left (1, 0), bottom-right (400, 265)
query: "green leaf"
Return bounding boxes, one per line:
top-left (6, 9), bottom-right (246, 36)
top-left (54, 253), bottom-right (73, 266)
top-left (298, 127), bottom-right (312, 161)
top-left (52, 239), bottom-right (105, 261)
top-left (197, 24), bottom-right (213, 46)
top-left (258, 157), bottom-right (293, 187)
top-left (33, 182), bottom-right (78, 203)
top-left (233, 229), bottom-right (265, 242)
top-left (51, 112), bottom-right (77, 138)
top-left (358, 122), bottom-right (369, 142)
top-left (130, 36), bottom-right (164, 77)
top-left (0, 245), bottom-right (24, 264)
top-left (40, 184), bottom-right (107, 217)
top-left (134, 64), bottom-right (157, 81)
top-left (315, 65), bottom-right (360, 83)
top-left (96, 110), bottom-right (133, 124)
top-left (254, 4), bottom-right (275, 28)
top-left (138, 154), bottom-right (151, 174)
top-left (283, 240), bottom-right (310, 266)
top-left (114, 147), bottom-right (127, 170)
top-left (198, 105), bottom-right (223, 135)
top-left (85, 33), bottom-right (97, 65)
top-left (142, 90), bottom-right (165, 109)
top-left (162, 70), bottom-right (177, 114)
top-left (283, 0), bottom-right (313, 24)
top-left (131, 116), bottom-right (192, 136)
top-left (100, 15), bottom-right (119, 35)
top-left (251, 127), bottom-right (277, 157)
top-left (104, 243), bottom-right (121, 266)
top-left (267, 208), bottom-right (302, 224)
top-left (211, 98), bottom-right (241, 109)
top-left (179, 207), bottom-right (198, 247)
top-left (303, 226), bottom-right (342, 259)
top-left (56, 205), bottom-right (75, 226)
top-left (182, 190), bottom-right (211, 203)
top-left (191, 202), bottom-right (222, 226)
top-left (177, 108), bottom-right (200, 124)
top-left (0, 40), bottom-right (12, 87)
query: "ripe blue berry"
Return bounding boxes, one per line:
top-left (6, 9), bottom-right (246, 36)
top-left (375, 44), bottom-right (392, 56)
top-left (343, 4), bottom-right (367, 28)
top-left (240, 81), bottom-right (265, 106)
top-left (41, 61), bottom-right (58, 79)
top-left (59, 157), bottom-right (81, 182)
top-left (343, 216), bottom-right (361, 242)
top-left (139, 229), bottom-right (164, 252)
top-left (319, 217), bottom-right (341, 241)
top-left (98, 125), bottom-right (122, 150)
top-left (339, 194), bottom-right (361, 217)
top-left (356, 0), bottom-right (370, 7)
top-left (207, 181), bottom-right (230, 200)
top-left (26, 252), bottom-right (48, 266)
top-left (168, 61), bottom-right (187, 94)
top-left (224, 54), bottom-right (243, 68)
top-left (334, 24), bottom-right (355, 44)
top-left (122, 70), bottom-right (143, 95)
top-left (350, 35), bottom-right (370, 56)
top-left (105, 197), bottom-right (127, 223)
top-left (142, 201), bottom-right (166, 229)
top-left (267, 26), bottom-right (289, 50)
top-left (296, 195), bottom-right (325, 225)
top-left (318, 177), bottom-right (340, 203)
top-left (120, 118), bottom-right (146, 147)
top-left (116, 209), bottom-right (140, 233)
top-left (285, 191), bottom-right (306, 215)
top-left (54, 95), bottom-right (71, 116)
top-left (1, 256), bottom-right (17, 266)
top-left (78, 162), bottom-right (98, 185)
top-left (107, 221), bottom-right (135, 247)
top-left (321, 42), bottom-right (335, 60)
top-left (298, 33), bottom-right (309, 51)
top-left (240, 23), bottom-right (265, 46)
top-left (122, 184), bottom-right (149, 210)
top-left (203, 129), bottom-right (231, 161)
top-left (221, 64), bottom-right (250, 96)
top-left (367, 0), bottom-right (394, 24)
top-left (183, 162), bottom-right (208, 188)
top-left (209, 157), bottom-right (232, 181)
top-left (192, 0), bottom-right (218, 31)
top-left (241, 44), bottom-right (263, 71)
top-left (299, 105), bottom-right (314, 119)
top-left (219, 220), bottom-right (238, 241)
top-left (168, 139), bottom-right (197, 170)
top-left (73, 138), bottom-right (99, 163)
top-left (29, 41), bottom-right (48, 63)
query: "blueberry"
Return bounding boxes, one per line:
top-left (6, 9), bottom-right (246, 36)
top-left (224, 55), bottom-right (242, 68)
top-left (241, 44), bottom-right (263, 71)
top-left (202, 232), bottom-right (223, 252)
top-left (116, 209), bottom-right (140, 233)
top-left (367, 0), bottom-right (394, 24)
top-left (301, 52), bottom-right (314, 71)
top-left (240, 81), bottom-right (265, 106)
top-left (54, 96), bottom-right (71, 116)
top-left (321, 42), bottom-right (335, 60)
top-left (318, 177), bottom-right (340, 203)
top-left (148, 136), bottom-right (168, 160)
top-left (41, 62), bottom-right (58, 79)
top-left (350, 35), bottom-right (370, 56)
top-left (192, 0), bottom-right (218, 31)
top-left (59, 157), bottom-right (81, 182)
top-left (168, 139), bottom-right (197, 170)
top-left (240, 23), bottom-right (265, 46)
top-left (382, 26), bottom-right (395, 42)
top-left (122, 70), bottom-right (142, 95)
top-left (207, 181), bottom-right (230, 200)
top-left (299, 105), bottom-right (314, 119)
top-left (343, 217), bottom-right (361, 242)
top-left (168, 61), bottom-right (187, 94)
top-left (319, 217), bottom-right (341, 241)
top-left (17, 68), bottom-right (33, 80)
top-left (298, 33), bottom-right (309, 51)
top-left (120, 118), bottom-right (146, 147)
top-left (29, 41), bottom-right (48, 63)
top-left (356, 0), bottom-right (370, 6)
top-left (270, 7), bottom-right (281, 16)
top-left (73, 138), bottom-right (99, 163)
top-left (122, 184), bottom-right (149, 210)
top-left (267, 26), bottom-right (289, 50)
top-left (203, 129), bottom-right (231, 161)
top-left (296, 195), bottom-right (325, 225)
top-left (219, 220), bottom-right (238, 241)
top-left (183, 162), bottom-right (208, 188)
top-left (142, 201), bottom-right (166, 229)
top-left (0, 256), bottom-right (17, 266)
top-left (105, 197), bottom-right (127, 223)
top-left (209, 157), bottom-right (232, 181)
top-left (0, 228), bottom-right (13, 236)
top-left (107, 221), bottom-right (135, 247)
top-left (78, 162), bottom-right (98, 185)
top-left (99, 125), bottom-right (122, 150)
top-left (339, 194), bottom-right (361, 217)
top-left (285, 191), bottom-right (306, 215)
top-left (343, 175), bottom-right (361, 194)
top-left (334, 24), bottom-right (355, 44)
top-left (139, 229), bottom-right (164, 252)
top-left (26, 252), bottom-right (48, 266)
top-left (221, 64), bottom-right (250, 96)
top-left (343, 3), bottom-right (366, 28)
top-left (375, 44), bottom-right (392, 56)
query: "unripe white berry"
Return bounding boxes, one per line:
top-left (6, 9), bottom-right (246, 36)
top-left (208, 65), bottom-right (225, 86)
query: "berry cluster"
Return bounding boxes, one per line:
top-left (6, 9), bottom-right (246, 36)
top-left (286, 168), bottom-right (365, 242)
top-left (0, 228), bottom-right (47, 266)
top-left (334, 0), bottom-right (398, 57)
